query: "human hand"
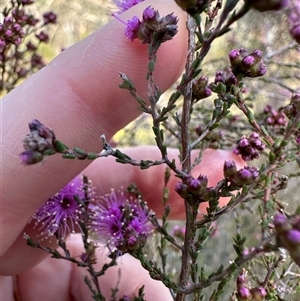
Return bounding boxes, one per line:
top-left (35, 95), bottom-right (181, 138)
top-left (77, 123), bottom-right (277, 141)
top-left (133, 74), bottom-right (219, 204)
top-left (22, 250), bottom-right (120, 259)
top-left (1, 1), bottom-right (243, 300)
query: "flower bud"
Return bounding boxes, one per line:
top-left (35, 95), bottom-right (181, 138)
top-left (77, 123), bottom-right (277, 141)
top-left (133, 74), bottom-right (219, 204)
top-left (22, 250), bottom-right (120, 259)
top-left (237, 287), bottom-right (252, 301)
top-left (197, 174), bottom-right (208, 188)
top-left (229, 49), bottom-right (242, 67)
top-left (285, 229), bottom-right (300, 246)
top-left (232, 166), bottom-right (260, 186)
top-left (43, 11), bottom-right (57, 25)
top-left (20, 150), bottom-right (44, 165)
top-left (233, 132), bottom-right (265, 161)
top-left (174, 182), bottom-right (188, 198)
top-left (188, 178), bottom-right (202, 194)
top-left (251, 286), bottom-right (267, 301)
top-left (274, 213), bottom-right (290, 233)
top-left (142, 6), bottom-right (157, 22)
top-left (241, 55), bottom-right (256, 69)
top-left (192, 75), bottom-right (212, 100)
top-left (223, 160), bottom-right (238, 178)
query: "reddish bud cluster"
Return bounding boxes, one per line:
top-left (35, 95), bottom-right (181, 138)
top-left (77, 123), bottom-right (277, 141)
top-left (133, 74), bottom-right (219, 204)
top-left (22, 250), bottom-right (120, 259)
top-left (192, 75), bottom-right (212, 101)
top-left (175, 174), bottom-right (209, 202)
top-left (233, 132), bottom-right (265, 161)
top-left (0, 16), bottom-right (25, 57)
top-left (224, 160), bottom-right (260, 186)
top-left (229, 48), bottom-right (267, 78)
top-left (263, 105), bottom-right (287, 127)
top-left (236, 269), bottom-right (267, 301)
top-left (20, 120), bottom-right (56, 165)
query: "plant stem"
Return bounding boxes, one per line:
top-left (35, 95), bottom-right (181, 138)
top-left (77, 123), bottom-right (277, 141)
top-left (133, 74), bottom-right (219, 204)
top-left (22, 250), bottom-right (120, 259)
top-left (176, 15), bottom-right (196, 301)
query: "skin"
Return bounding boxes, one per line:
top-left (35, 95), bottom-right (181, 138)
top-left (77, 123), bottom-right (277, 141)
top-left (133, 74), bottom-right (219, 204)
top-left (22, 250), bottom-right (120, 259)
top-left (0, 1), bottom-right (244, 300)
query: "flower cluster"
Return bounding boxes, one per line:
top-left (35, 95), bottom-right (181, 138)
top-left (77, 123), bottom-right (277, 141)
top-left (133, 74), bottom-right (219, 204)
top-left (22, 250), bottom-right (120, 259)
top-left (236, 270), bottom-right (267, 301)
top-left (245, 0), bottom-right (289, 12)
top-left (117, 6), bottom-right (178, 44)
top-left (274, 213), bottom-right (300, 267)
top-left (175, 174), bottom-right (209, 201)
top-left (263, 105), bottom-right (287, 127)
top-left (42, 11), bottom-right (57, 25)
top-left (288, 0), bottom-right (300, 43)
top-left (20, 120), bottom-right (57, 165)
top-left (229, 48), bottom-right (267, 78)
top-left (192, 75), bottom-right (212, 101)
top-left (0, 16), bottom-right (25, 52)
top-left (30, 176), bottom-right (91, 239)
top-left (0, 0), bottom-right (57, 93)
top-left (224, 160), bottom-right (260, 187)
top-left (284, 93), bottom-right (300, 119)
top-left (212, 69), bottom-right (238, 92)
top-left (233, 132), bottom-right (265, 161)
top-left (89, 190), bottom-right (153, 253)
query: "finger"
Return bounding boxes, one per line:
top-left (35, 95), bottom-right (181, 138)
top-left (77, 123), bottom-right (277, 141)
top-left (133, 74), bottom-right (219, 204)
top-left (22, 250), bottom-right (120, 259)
top-left (16, 234), bottom-right (173, 301)
top-left (1, 0), bottom-right (187, 257)
top-left (0, 276), bottom-right (14, 301)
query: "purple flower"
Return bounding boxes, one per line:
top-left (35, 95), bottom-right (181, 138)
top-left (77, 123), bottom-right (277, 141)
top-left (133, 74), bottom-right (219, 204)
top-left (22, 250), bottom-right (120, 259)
top-left (43, 11), bottom-right (57, 25)
top-left (30, 176), bottom-right (88, 239)
top-left (192, 75), bottom-right (213, 100)
top-left (212, 70), bottom-right (238, 90)
top-left (274, 213), bottom-right (288, 229)
top-left (188, 178), bottom-right (202, 194)
top-left (124, 16), bottom-right (141, 41)
top-left (235, 166), bottom-right (260, 185)
top-left (174, 182), bottom-right (188, 198)
top-left (113, 0), bottom-right (145, 13)
top-left (229, 49), bottom-right (240, 62)
top-left (142, 6), bottom-right (157, 22)
top-left (35, 31), bottom-right (50, 43)
top-left (20, 149), bottom-right (44, 165)
top-left (26, 41), bottom-right (37, 51)
top-left (237, 287), bottom-right (252, 300)
top-left (114, 6), bottom-right (178, 44)
top-left (241, 55), bottom-right (256, 68)
top-left (251, 286), bottom-right (267, 301)
top-left (229, 48), bottom-right (267, 78)
top-left (89, 190), bottom-right (152, 252)
top-left (31, 53), bottom-right (45, 69)
top-left (264, 105), bottom-right (287, 126)
top-left (20, 120), bottom-right (56, 164)
top-left (223, 160), bottom-right (238, 178)
top-left (233, 132), bottom-right (265, 161)
top-left (286, 229), bottom-right (300, 245)
top-left (225, 165), bottom-right (260, 187)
